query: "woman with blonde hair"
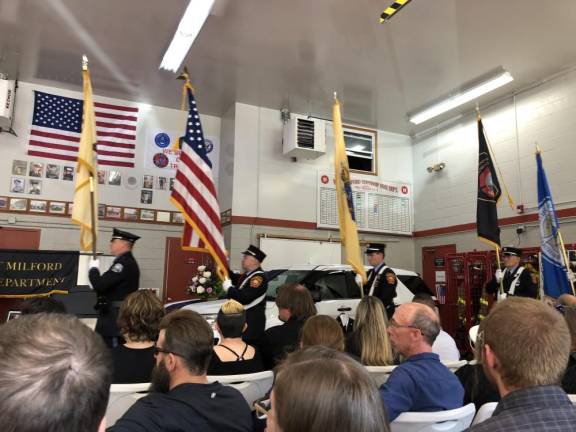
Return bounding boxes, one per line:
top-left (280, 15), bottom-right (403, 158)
top-left (345, 296), bottom-right (394, 366)
top-left (300, 315), bottom-right (345, 352)
top-left (208, 299), bottom-right (264, 375)
top-left (112, 289), bottom-right (165, 383)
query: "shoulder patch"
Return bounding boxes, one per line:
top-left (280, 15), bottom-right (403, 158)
top-left (250, 276), bottom-right (263, 288)
top-left (111, 263), bottom-right (124, 273)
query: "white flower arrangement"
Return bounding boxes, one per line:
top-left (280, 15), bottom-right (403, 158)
top-left (187, 265), bottom-right (223, 299)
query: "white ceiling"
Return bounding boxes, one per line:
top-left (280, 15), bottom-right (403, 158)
top-left (2, 0), bottom-right (576, 134)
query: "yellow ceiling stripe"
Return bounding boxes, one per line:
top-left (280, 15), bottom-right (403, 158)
top-left (380, 0), bottom-right (414, 23)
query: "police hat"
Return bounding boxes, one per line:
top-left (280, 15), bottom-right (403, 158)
top-left (111, 228), bottom-right (140, 244)
top-left (242, 244), bottom-right (266, 262)
top-left (365, 243), bottom-right (386, 254)
top-left (502, 246), bottom-right (522, 257)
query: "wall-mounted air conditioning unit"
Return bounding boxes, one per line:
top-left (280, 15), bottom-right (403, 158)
top-left (283, 114), bottom-right (326, 159)
top-left (0, 78), bottom-right (16, 130)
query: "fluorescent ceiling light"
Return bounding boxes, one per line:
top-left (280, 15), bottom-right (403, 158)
top-left (160, 0), bottom-right (215, 73)
top-left (408, 69), bottom-right (514, 125)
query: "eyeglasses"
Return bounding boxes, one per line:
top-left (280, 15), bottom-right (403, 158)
top-left (389, 318), bottom-right (422, 332)
top-left (153, 345), bottom-right (185, 358)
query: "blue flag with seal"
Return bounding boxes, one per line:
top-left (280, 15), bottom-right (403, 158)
top-left (537, 150), bottom-right (572, 298)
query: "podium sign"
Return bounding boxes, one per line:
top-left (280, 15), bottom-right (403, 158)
top-left (0, 250), bottom-right (79, 298)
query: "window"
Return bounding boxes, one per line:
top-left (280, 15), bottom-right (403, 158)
top-left (266, 270), bottom-right (308, 299)
top-left (397, 275), bottom-right (435, 297)
top-left (344, 126), bottom-right (377, 175)
top-left (311, 272), bottom-right (349, 300)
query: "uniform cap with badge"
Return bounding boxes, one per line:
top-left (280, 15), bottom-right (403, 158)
top-left (502, 246), bottom-right (522, 257)
top-left (111, 228), bottom-right (141, 244)
top-left (365, 243), bottom-right (386, 254)
top-left (242, 244), bottom-right (267, 263)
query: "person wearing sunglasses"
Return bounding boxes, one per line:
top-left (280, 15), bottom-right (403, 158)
top-left (379, 303), bottom-right (464, 421)
top-left (109, 310), bottom-right (252, 432)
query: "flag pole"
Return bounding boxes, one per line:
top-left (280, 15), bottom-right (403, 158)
top-left (83, 55), bottom-right (98, 260)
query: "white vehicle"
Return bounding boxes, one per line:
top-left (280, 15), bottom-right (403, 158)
top-left (167, 265), bottom-right (434, 332)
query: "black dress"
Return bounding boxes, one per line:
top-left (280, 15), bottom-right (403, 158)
top-left (207, 344), bottom-right (264, 376)
top-left (111, 344), bottom-right (155, 384)
top-left (261, 318), bottom-right (304, 369)
top-left (455, 362), bottom-right (500, 409)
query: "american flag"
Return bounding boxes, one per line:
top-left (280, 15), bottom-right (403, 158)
top-left (27, 91), bottom-right (138, 168)
top-left (170, 87), bottom-right (228, 279)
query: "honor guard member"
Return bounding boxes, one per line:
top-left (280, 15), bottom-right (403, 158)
top-left (89, 228), bottom-right (141, 347)
top-left (364, 243), bottom-right (397, 318)
top-left (485, 246), bottom-right (538, 300)
top-left (224, 245), bottom-right (268, 344)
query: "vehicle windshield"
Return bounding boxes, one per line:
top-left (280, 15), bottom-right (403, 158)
top-left (266, 270), bottom-right (309, 299)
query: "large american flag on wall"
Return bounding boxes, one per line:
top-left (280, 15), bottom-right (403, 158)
top-left (27, 91), bottom-right (138, 167)
top-left (170, 86), bottom-right (228, 280)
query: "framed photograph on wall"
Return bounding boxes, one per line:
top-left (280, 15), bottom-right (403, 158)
top-left (10, 176), bottom-right (25, 194)
top-left (171, 212), bottom-right (184, 224)
top-left (98, 204), bottom-right (106, 218)
top-left (0, 196), bottom-right (8, 210)
top-left (156, 176), bottom-right (168, 190)
top-left (156, 211), bottom-right (171, 223)
top-left (169, 178), bottom-right (175, 191)
top-left (9, 198), bottom-right (28, 211)
top-left (106, 206), bottom-right (122, 219)
top-left (45, 164), bottom-right (61, 179)
top-left (142, 175), bottom-right (154, 189)
top-left (140, 190), bottom-right (153, 204)
top-left (12, 160), bottom-right (28, 176)
top-left (97, 170), bottom-right (107, 185)
top-left (29, 200), bottom-right (48, 213)
top-left (140, 209), bottom-right (155, 221)
top-left (28, 179), bottom-right (42, 195)
top-left (108, 171), bottom-right (121, 186)
top-left (124, 208), bottom-right (138, 221)
top-left (62, 166), bottom-right (75, 181)
top-left (29, 162), bottom-right (44, 178)
top-left (49, 201), bottom-right (67, 215)
top-left (67, 203), bottom-right (74, 215)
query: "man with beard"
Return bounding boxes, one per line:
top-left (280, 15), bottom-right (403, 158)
top-left (109, 310), bottom-right (252, 432)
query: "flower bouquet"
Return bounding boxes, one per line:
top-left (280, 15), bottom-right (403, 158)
top-left (187, 265), bottom-right (223, 299)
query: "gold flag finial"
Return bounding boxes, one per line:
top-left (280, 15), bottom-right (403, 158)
top-left (535, 142), bottom-right (542, 155)
top-left (82, 55), bottom-right (88, 71)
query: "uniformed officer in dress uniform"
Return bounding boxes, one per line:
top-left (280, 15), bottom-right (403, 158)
top-left (89, 228), bottom-right (141, 347)
top-left (364, 243), bottom-right (397, 318)
top-left (224, 245), bottom-right (268, 344)
top-left (485, 246), bottom-right (538, 300)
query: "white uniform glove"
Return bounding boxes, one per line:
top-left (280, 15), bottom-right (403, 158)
top-left (568, 270), bottom-right (576, 283)
top-left (495, 269), bottom-right (504, 283)
top-left (89, 259), bottom-right (100, 270)
top-left (222, 279), bottom-right (232, 292)
top-left (354, 273), bottom-right (363, 288)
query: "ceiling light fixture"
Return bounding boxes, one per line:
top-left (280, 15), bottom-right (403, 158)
top-left (159, 0), bottom-right (215, 73)
top-left (408, 67), bottom-right (514, 125)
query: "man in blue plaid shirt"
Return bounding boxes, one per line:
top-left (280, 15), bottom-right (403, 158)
top-left (470, 297), bottom-right (576, 431)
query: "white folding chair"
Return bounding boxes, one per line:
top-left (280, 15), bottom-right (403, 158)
top-left (207, 370), bottom-right (274, 408)
top-left (106, 383), bottom-right (150, 427)
top-left (568, 394), bottom-right (576, 404)
top-left (442, 360), bottom-right (468, 372)
top-left (79, 317), bottom-right (97, 331)
top-left (471, 402), bottom-right (498, 426)
top-left (391, 403), bottom-right (476, 432)
top-left (365, 365), bottom-right (397, 386)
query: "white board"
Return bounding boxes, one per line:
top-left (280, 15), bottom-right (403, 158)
top-left (259, 237), bottom-right (342, 268)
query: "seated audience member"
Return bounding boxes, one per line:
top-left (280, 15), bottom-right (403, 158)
top-left (558, 293), bottom-right (576, 307)
top-left (300, 315), bottom-right (345, 351)
top-left (380, 303), bottom-right (464, 421)
top-left (455, 323), bottom-right (500, 409)
top-left (112, 290), bottom-right (165, 383)
top-left (0, 313), bottom-right (112, 432)
top-left (412, 293), bottom-right (460, 361)
top-left (208, 300), bottom-right (264, 375)
top-left (20, 296), bottom-right (67, 315)
top-left (267, 346), bottom-right (390, 432)
top-left (262, 283), bottom-right (316, 368)
top-left (109, 310), bottom-right (252, 432)
top-left (345, 296), bottom-right (394, 366)
top-left (561, 305), bottom-right (576, 394)
top-left (469, 298), bottom-right (576, 431)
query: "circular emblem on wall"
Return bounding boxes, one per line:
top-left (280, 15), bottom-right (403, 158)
top-left (321, 175), bottom-right (329, 184)
top-left (401, 185), bottom-right (409, 195)
top-left (154, 132), bottom-right (171, 148)
top-left (205, 138), bottom-right (214, 154)
top-left (125, 176), bottom-right (138, 190)
top-left (153, 153), bottom-right (169, 168)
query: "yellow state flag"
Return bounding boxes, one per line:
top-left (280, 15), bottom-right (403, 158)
top-left (71, 59), bottom-right (98, 251)
top-left (333, 97), bottom-right (367, 285)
